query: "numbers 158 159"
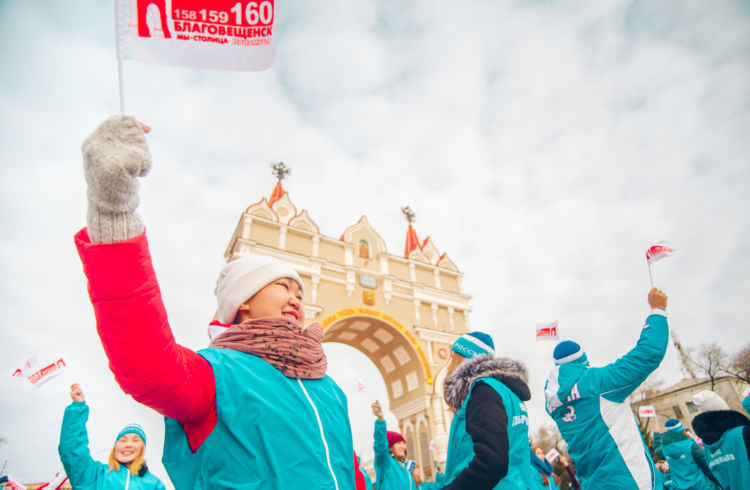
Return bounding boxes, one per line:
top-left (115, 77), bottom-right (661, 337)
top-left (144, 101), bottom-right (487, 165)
top-left (173, 2), bottom-right (273, 26)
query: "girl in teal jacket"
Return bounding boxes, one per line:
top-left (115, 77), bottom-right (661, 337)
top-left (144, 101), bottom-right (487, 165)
top-left (58, 383), bottom-right (166, 490)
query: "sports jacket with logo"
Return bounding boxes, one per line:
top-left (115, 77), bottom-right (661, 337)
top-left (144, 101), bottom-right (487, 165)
top-left (544, 309), bottom-right (669, 489)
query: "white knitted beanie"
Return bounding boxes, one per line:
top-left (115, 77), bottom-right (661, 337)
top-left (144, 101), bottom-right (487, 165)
top-left (215, 255), bottom-right (303, 324)
top-left (692, 390), bottom-right (730, 412)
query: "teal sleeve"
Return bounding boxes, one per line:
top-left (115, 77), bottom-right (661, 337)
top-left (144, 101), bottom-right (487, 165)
top-left (596, 311), bottom-right (669, 402)
top-left (418, 471), bottom-right (445, 489)
top-left (653, 432), bottom-right (664, 459)
top-left (58, 402), bottom-right (101, 487)
top-left (373, 419), bottom-right (389, 468)
top-left (742, 394), bottom-right (750, 416)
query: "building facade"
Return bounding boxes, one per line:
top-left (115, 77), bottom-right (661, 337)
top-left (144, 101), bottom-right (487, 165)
top-left (631, 376), bottom-right (749, 438)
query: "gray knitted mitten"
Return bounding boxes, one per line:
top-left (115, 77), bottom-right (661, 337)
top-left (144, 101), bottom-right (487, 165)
top-left (82, 115), bottom-right (152, 243)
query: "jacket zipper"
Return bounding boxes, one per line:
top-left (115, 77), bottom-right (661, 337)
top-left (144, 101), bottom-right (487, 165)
top-left (125, 470), bottom-right (130, 490)
top-left (297, 378), bottom-right (340, 490)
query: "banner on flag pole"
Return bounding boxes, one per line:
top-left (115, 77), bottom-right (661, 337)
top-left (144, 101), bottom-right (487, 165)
top-left (646, 241), bottom-right (675, 264)
top-left (115, 0), bottom-right (277, 71)
top-left (536, 321), bottom-right (559, 341)
top-left (545, 448), bottom-right (560, 463)
top-left (638, 405), bottom-right (657, 418)
top-left (11, 355), bottom-right (69, 387)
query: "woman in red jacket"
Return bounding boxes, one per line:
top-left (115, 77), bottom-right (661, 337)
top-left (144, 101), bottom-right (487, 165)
top-left (76, 115), bottom-right (361, 489)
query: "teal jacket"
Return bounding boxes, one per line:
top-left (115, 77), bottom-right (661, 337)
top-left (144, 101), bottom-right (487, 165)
top-left (162, 348), bottom-right (355, 489)
top-left (742, 394), bottom-right (750, 416)
top-left (654, 469), bottom-right (674, 490)
top-left (705, 426), bottom-right (750, 490)
top-left (439, 377), bottom-right (529, 489)
top-left (544, 309), bottom-right (669, 489)
top-left (423, 355), bottom-right (531, 490)
top-left (692, 409), bottom-right (750, 490)
top-left (373, 419), bottom-right (414, 490)
top-left (655, 430), bottom-right (717, 490)
top-left (58, 402), bottom-right (165, 490)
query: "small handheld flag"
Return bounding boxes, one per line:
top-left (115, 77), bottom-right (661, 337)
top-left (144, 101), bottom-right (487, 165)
top-left (638, 405), bottom-right (657, 418)
top-left (11, 355), bottom-right (68, 387)
top-left (646, 241), bottom-right (675, 287)
top-left (536, 321), bottom-right (559, 341)
top-left (545, 448), bottom-right (560, 463)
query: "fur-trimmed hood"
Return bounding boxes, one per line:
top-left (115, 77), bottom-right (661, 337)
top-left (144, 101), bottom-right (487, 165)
top-left (444, 355), bottom-right (530, 412)
top-left (692, 409), bottom-right (750, 445)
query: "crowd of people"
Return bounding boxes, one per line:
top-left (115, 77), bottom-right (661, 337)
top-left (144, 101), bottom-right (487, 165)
top-left (30, 115), bottom-right (749, 489)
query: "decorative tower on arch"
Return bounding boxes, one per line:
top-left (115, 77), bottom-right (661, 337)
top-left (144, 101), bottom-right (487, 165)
top-left (221, 168), bottom-right (472, 478)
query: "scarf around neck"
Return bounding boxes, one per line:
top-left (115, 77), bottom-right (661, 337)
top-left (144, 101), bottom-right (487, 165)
top-left (208, 317), bottom-right (327, 379)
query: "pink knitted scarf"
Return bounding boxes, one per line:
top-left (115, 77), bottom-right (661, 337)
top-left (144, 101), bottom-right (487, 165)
top-left (208, 317), bottom-right (327, 379)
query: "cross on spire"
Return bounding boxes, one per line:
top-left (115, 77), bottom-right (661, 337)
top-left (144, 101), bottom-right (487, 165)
top-left (401, 206), bottom-right (415, 224)
top-left (271, 161), bottom-right (291, 182)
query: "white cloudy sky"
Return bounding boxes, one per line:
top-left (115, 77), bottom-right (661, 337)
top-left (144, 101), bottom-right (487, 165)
top-left (1, 0), bottom-right (749, 485)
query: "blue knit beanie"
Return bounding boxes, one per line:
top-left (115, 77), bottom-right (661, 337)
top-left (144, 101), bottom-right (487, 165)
top-left (452, 331), bottom-right (495, 358)
top-left (115, 424), bottom-right (147, 445)
top-left (553, 340), bottom-right (589, 366)
top-left (665, 419), bottom-right (683, 432)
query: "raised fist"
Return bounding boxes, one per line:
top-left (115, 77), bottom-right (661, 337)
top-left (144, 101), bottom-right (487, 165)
top-left (70, 383), bottom-right (85, 402)
top-left (82, 115), bottom-right (152, 243)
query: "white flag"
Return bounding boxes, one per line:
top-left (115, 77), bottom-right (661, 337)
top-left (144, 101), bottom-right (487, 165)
top-left (535, 321), bottom-right (559, 341)
top-left (12, 355), bottom-right (68, 387)
top-left (545, 448), bottom-right (560, 463)
top-left (638, 405), bottom-right (657, 418)
top-left (646, 241), bottom-right (675, 264)
top-left (116, 0), bottom-right (276, 71)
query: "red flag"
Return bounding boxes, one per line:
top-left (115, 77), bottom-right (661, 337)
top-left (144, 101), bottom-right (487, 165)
top-left (545, 448), bottom-right (560, 463)
top-left (646, 242), bottom-right (675, 264)
top-left (116, 0), bottom-right (276, 71)
top-left (638, 405), bottom-right (656, 418)
top-left (536, 321), bottom-right (559, 341)
top-left (12, 355), bottom-right (68, 387)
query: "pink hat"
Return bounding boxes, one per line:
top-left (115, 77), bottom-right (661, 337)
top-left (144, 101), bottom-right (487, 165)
top-left (387, 431), bottom-right (405, 447)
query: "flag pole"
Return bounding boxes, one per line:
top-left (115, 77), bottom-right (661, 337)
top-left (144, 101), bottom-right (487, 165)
top-left (648, 262), bottom-right (654, 288)
top-left (117, 57), bottom-right (125, 114)
top-left (114, 1), bottom-right (125, 114)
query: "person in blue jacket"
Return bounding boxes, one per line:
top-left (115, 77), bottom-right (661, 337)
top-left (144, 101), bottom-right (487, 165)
top-left (528, 446), bottom-right (559, 490)
top-left (371, 400), bottom-right (416, 490)
top-left (654, 419), bottom-right (718, 490)
top-left (422, 331), bottom-right (531, 489)
top-left (692, 408), bottom-right (750, 490)
top-left (543, 287), bottom-right (669, 489)
top-left (58, 383), bottom-right (166, 490)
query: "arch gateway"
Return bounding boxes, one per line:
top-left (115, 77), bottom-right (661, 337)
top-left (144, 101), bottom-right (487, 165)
top-left (221, 179), bottom-right (472, 479)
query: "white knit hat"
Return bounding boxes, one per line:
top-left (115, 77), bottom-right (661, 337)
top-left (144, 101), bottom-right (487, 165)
top-left (692, 390), bottom-right (730, 412)
top-left (215, 255), bottom-right (303, 324)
